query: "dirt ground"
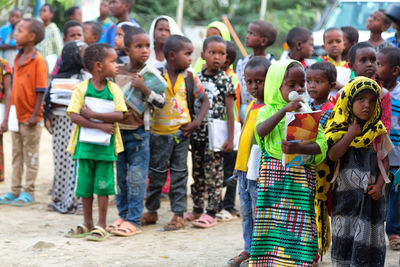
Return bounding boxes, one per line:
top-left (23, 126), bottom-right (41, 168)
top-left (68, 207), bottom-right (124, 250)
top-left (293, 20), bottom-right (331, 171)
top-left (0, 131), bottom-right (399, 267)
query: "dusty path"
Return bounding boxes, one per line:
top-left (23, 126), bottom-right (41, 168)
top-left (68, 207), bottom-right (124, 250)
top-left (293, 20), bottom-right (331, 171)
top-left (0, 131), bottom-right (398, 266)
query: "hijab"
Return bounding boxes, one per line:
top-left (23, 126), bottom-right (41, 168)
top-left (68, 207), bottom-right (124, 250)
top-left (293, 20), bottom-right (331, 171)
top-left (53, 40), bottom-right (86, 79)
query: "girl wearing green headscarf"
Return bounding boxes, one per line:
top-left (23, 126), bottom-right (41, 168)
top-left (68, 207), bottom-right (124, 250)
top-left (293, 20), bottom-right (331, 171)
top-left (249, 60), bottom-right (327, 266)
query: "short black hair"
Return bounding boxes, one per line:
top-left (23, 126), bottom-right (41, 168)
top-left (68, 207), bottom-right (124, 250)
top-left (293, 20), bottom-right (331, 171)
top-left (348, 42), bottom-right (374, 63)
top-left (286, 27), bottom-right (312, 49)
top-left (203, 35), bottom-right (226, 52)
top-left (341, 26), bottom-right (359, 44)
top-left (83, 21), bottom-right (102, 39)
top-left (244, 56), bottom-right (271, 74)
top-left (323, 27), bottom-right (342, 42)
top-left (164, 35), bottom-right (192, 59)
top-left (62, 20), bottom-right (82, 37)
top-left (24, 19), bottom-right (45, 44)
top-left (9, 8), bottom-right (22, 17)
top-left (83, 43), bottom-right (113, 72)
top-left (378, 9), bottom-right (392, 26)
top-left (67, 6), bottom-right (80, 18)
top-left (225, 41), bottom-right (237, 64)
top-left (378, 47), bottom-right (400, 67)
top-left (308, 61), bottom-right (337, 83)
top-left (124, 26), bottom-right (146, 48)
top-left (121, 0), bottom-right (135, 9)
top-left (251, 20), bottom-right (277, 47)
top-left (41, 3), bottom-right (54, 14)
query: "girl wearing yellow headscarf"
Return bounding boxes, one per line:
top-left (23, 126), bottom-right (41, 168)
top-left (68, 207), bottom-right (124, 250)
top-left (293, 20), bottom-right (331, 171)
top-left (325, 77), bottom-right (388, 266)
top-left (249, 60), bottom-right (327, 267)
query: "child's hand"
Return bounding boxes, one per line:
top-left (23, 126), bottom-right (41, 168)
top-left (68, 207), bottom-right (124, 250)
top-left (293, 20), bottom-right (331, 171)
top-left (98, 123), bottom-right (114, 134)
top-left (281, 140), bottom-right (301, 154)
top-left (284, 99), bottom-right (303, 112)
top-left (221, 139), bottom-right (234, 152)
top-left (28, 114), bottom-right (39, 127)
top-left (367, 184), bottom-right (382, 200)
top-left (0, 120), bottom-right (8, 134)
top-left (80, 104), bottom-right (95, 120)
top-left (131, 74), bottom-right (147, 93)
top-left (348, 118), bottom-right (362, 137)
top-left (180, 121), bottom-right (199, 137)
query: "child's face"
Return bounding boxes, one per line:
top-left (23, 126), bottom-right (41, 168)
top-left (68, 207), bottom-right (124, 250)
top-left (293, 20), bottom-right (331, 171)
top-left (172, 42), bottom-right (193, 71)
top-left (350, 47), bottom-right (377, 78)
top-left (9, 10), bottom-right (22, 27)
top-left (306, 69), bottom-right (333, 104)
top-left (352, 91), bottom-right (377, 121)
top-left (64, 26), bottom-right (84, 43)
top-left (154, 19), bottom-right (170, 46)
top-left (280, 66), bottom-right (306, 102)
top-left (125, 33), bottom-right (150, 66)
top-left (342, 33), bottom-right (352, 55)
top-left (40, 6), bottom-right (53, 23)
top-left (83, 24), bottom-right (97, 45)
top-left (14, 21), bottom-right (34, 47)
top-left (299, 36), bottom-right (314, 59)
top-left (114, 27), bottom-right (124, 50)
top-left (322, 30), bottom-right (344, 58)
top-left (366, 11), bottom-right (388, 33)
top-left (206, 27), bottom-right (221, 38)
top-left (244, 67), bottom-right (266, 102)
top-left (245, 23), bottom-right (264, 48)
top-left (109, 0), bottom-right (126, 18)
top-left (100, 2), bottom-right (110, 17)
top-left (70, 8), bottom-right (82, 23)
top-left (99, 48), bottom-right (118, 77)
top-left (202, 41), bottom-right (226, 73)
top-left (376, 52), bottom-right (395, 84)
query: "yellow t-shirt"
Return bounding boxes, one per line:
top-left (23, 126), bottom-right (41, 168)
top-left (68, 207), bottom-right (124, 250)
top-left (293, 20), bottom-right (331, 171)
top-left (234, 100), bottom-right (265, 171)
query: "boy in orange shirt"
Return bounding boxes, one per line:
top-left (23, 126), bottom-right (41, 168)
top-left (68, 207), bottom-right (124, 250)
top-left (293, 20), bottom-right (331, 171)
top-left (0, 19), bottom-right (47, 205)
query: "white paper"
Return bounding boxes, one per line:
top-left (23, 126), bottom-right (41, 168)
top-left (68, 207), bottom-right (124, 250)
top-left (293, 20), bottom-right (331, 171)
top-left (79, 97), bottom-right (115, 146)
top-left (336, 66), bottom-right (351, 87)
top-left (247, 144), bottom-right (261, 180)
top-left (208, 119), bottom-right (241, 151)
top-left (46, 54), bottom-right (59, 74)
top-left (0, 104), bottom-right (18, 132)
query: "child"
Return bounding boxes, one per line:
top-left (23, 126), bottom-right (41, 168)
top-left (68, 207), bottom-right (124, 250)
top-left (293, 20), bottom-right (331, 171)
top-left (284, 26), bottom-right (313, 68)
top-left (367, 9), bottom-right (395, 51)
top-left (187, 36), bottom-right (235, 228)
top-left (316, 28), bottom-right (348, 68)
top-left (227, 56), bottom-right (270, 267)
top-left (67, 6), bottom-right (82, 23)
top-left (386, 5), bottom-right (400, 48)
top-left (96, 1), bottom-right (113, 44)
top-left (0, 58), bottom-right (12, 184)
top-left (47, 40), bottom-right (89, 214)
top-left (83, 21), bottom-right (102, 45)
top-left (341, 26), bottom-right (359, 61)
top-left (376, 47), bottom-right (400, 250)
top-left (65, 43), bottom-right (127, 241)
top-left (108, 27), bottom-right (165, 236)
top-left (105, 0), bottom-right (139, 47)
top-left (0, 8), bottom-right (23, 66)
top-left (114, 22), bottom-right (136, 64)
top-left (0, 19), bottom-right (47, 205)
top-left (141, 35), bottom-right (209, 231)
top-left (249, 60), bottom-right (327, 266)
top-left (236, 20), bottom-right (277, 122)
top-left (148, 15), bottom-right (183, 70)
top-left (326, 77), bottom-right (389, 266)
top-left (36, 4), bottom-right (63, 62)
top-left (62, 20), bottom-right (84, 43)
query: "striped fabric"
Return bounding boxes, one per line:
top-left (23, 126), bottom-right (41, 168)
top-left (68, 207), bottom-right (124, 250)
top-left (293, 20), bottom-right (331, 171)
top-left (389, 83), bottom-right (400, 166)
top-left (249, 156), bottom-right (318, 267)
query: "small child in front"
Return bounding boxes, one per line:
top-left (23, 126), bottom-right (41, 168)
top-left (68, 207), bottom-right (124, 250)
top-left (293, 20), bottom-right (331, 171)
top-left (65, 43), bottom-right (127, 241)
top-left (227, 57), bottom-right (270, 267)
top-left (0, 19), bottom-right (47, 205)
top-left (249, 60), bottom-right (327, 266)
top-left (326, 77), bottom-right (389, 266)
top-left (316, 28), bottom-right (348, 68)
top-left (188, 36), bottom-right (235, 228)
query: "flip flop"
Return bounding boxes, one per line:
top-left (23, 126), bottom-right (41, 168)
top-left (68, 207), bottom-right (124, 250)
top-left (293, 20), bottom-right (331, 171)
top-left (65, 224), bottom-right (90, 238)
top-left (0, 192), bottom-right (16, 205)
top-left (111, 221), bottom-right (142, 237)
top-left (106, 218), bottom-right (125, 232)
top-left (86, 226), bottom-right (110, 242)
top-left (389, 235), bottom-right (400, 250)
top-left (10, 192), bottom-right (34, 206)
top-left (192, 214), bottom-right (217, 228)
top-left (216, 209), bottom-right (234, 222)
top-left (184, 212), bottom-right (202, 222)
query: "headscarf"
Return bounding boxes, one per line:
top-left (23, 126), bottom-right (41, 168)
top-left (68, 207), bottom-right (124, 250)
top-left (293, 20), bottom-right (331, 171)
top-left (254, 60), bottom-right (327, 165)
top-left (148, 15), bottom-right (183, 67)
top-left (53, 40), bottom-right (86, 79)
top-left (193, 21), bottom-right (231, 73)
top-left (325, 76), bottom-right (387, 148)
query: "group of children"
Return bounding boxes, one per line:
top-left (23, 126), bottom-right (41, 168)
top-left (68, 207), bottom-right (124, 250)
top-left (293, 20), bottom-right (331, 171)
top-left (0, 2), bottom-right (400, 266)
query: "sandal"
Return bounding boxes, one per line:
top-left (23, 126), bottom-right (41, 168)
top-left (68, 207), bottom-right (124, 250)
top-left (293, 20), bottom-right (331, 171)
top-left (240, 258), bottom-right (250, 267)
top-left (86, 226), bottom-right (109, 242)
top-left (184, 211), bottom-right (202, 222)
top-left (111, 221), bottom-right (142, 237)
top-left (65, 224), bottom-right (90, 238)
top-left (389, 235), bottom-right (400, 250)
top-left (106, 218), bottom-right (125, 232)
top-left (227, 251), bottom-right (250, 267)
top-left (163, 215), bottom-right (185, 231)
top-left (216, 209), bottom-right (234, 222)
top-left (0, 192), bottom-right (16, 204)
top-left (140, 212), bottom-right (158, 225)
top-left (11, 192), bottom-right (34, 206)
top-left (192, 214), bottom-right (217, 228)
